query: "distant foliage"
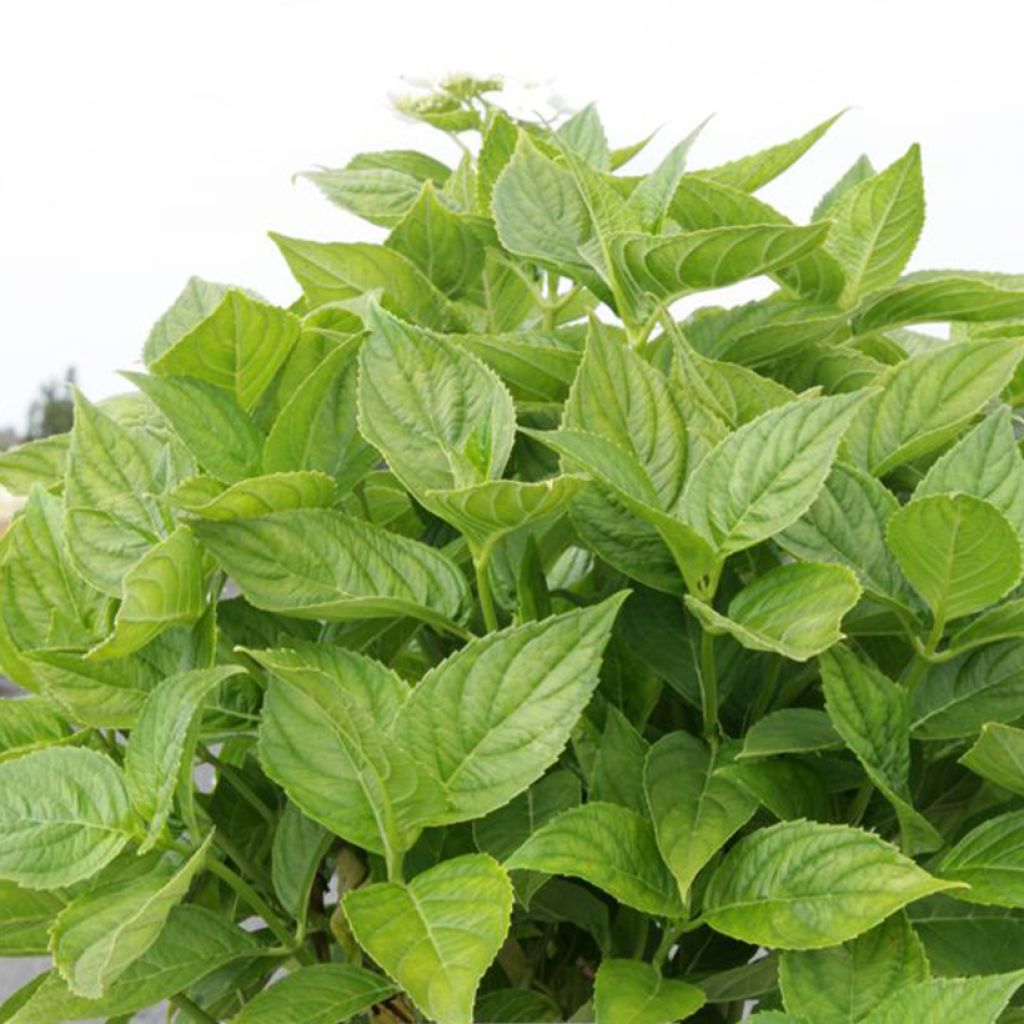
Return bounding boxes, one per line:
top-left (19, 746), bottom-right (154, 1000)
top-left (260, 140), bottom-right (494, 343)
top-left (2, 74), bottom-right (1024, 1023)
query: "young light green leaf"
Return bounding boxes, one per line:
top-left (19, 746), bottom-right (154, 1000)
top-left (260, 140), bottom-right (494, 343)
top-left (697, 111), bottom-right (845, 192)
top-left (911, 643), bottom-right (1024, 740)
top-left (820, 645), bottom-right (942, 854)
top-left (230, 963), bottom-right (396, 1024)
top-left (0, 747), bottom-right (133, 889)
top-left (88, 526), bottom-right (206, 660)
top-left (0, 696), bottom-right (70, 763)
top-left (64, 390), bottom-right (164, 595)
top-left (686, 562), bottom-right (862, 662)
top-left (263, 341), bottom-right (378, 493)
top-left (887, 494), bottom-right (1022, 625)
top-left (169, 471), bottom-right (337, 521)
top-left (739, 709), bottom-right (842, 759)
top-left (358, 306), bottom-right (516, 493)
top-left (50, 836), bottom-right (212, 998)
top-left (385, 181), bottom-right (485, 297)
top-left (5, 905), bottom-right (257, 1023)
top-left (949, 599), bottom-right (1024, 656)
top-left (507, 802), bottom-right (684, 917)
top-left (915, 407), bottom-right (1024, 535)
top-left (845, 340), bottom-right (1023, 476)
top-left (616, 222), bottom-right (830, 307)
top-left (826, 144), bottom-right (925, 303)
top-left (123, 372), bottom-right (265, 484)
top-left (644, 731), bottom-right (757, 899)
top-left (682, 390), bottom-right (869, 556)
top-left (625, 120), bottom-right (708, 231)
top-left (124, 666), bottom-right (244, 850)
top-left (0, 880), bottom-right (64, 955)
top-left (776, 462), bottom-right (909, 606)
top-left (150, 290), bottom-right (301, 413)
top-left (939, 809), bottom-right (1024, 906)
top-left (852, 275), bottom-right (1024, 332)
top-left (813, 154), bottom-right (876, 220)
top-left (194, 508), bottom-right (470, 631)
top-left (142, 276), bottom-right (235, 365)
top-left (960, 723), bottom-right (1024, 796)
top-left (395, 594), bottom-right (625, 822)
top-left (557, 104), bottom-right (610, 169)
top-left (255, 644), bottom-right (439, 859)
top-left (270, 233), bottom-right (464, 330)
top-left (858, 971), bottom-right (1024, 1024)
top-left (564, 319), bottom-right (688, 510)
top-left (594, 959), bottom-right (706, 1024)
top-left (779, 913), bottom-right (929, 1024)
top-left (426, 476), bottom-right (584, 550)
top-left (343, 854), bottom-right (512, 1024)
top-left (0, 433), bottom-right (70, 496)
top-left (704, 820), bottom-right (956, 949)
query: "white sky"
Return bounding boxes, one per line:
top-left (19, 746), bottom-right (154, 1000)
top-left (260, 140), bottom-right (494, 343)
top-left (2, 0), bottom-right (1023, 431)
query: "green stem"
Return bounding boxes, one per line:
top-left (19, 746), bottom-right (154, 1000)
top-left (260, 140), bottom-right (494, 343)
top-left (652, 920), bottom-right (686, 970)
top-left (171, 994), bottom-right (218, 1023)
top-left (903, 615), bottom-right (945, 692)
top-left (699, 627), bottom-right (719, 740)
top-left (847, 781), bottom-right (874, 826)
top-left (205, 857), bottom-right (294, 949)
top-left (473, 546), bottom-right (499, 633)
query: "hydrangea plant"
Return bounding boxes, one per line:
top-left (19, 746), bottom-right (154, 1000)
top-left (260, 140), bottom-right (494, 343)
top-left (3, 74), bottom-right (1024, 1023)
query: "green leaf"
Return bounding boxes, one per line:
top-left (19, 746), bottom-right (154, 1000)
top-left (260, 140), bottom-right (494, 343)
top-left (169, 471), bottom-right (337, 521)
top-left (858, 971), bottom-right (1024, 1024)
top-left (644, 731), bottom-right (757, 899)
top-left (476, 988), bottom-right (561, 1022)
top-left (813, 154), bottom-right (876, 220)
top-left (591, 707), bottom-right (649, 808)
top-left (426, 476), bottom-right (584, 550)
top-left (269, 233), bottom-right (463, 331)
top-left (0, 434), bottom-right (70, 495)
top-left (949, 599), bottom-right (1024, 656)
top-left (263, 341), bottom-right (378, 493)
top-left (64, 390), bottom-right (164, 595)
top-left (343, 854), bottom-right (512, 1024)
top-left (50, 836), bottom-right (211, 997)
top-left (776, 462), bottom-right (908, 606)
top-left (271, 802), bottom-right (330, 920)
top-left (939, 809), bottom-right (1024, 906)
top-left (887, 494), bottom-right (1021, 625)
top-left (1, 488), bottom-right (104, 651)
top-left (697, 111), bottom-right (845, 192)
top-left (386, 181), bottom-right (485, 297)
top-left (0, 747), bottom-right (132, 889)
top-left (826, 144), bottom-right (925, 303)
top-left (720, 758), bottom-right (833, 823)
top-left (960, 723), bottom-right (1024, 796)
top-left (396, 594), bottom-right (625, 822)
top-left (912, 643), bottom-right (1024, 740)
top-left (124, 666), bottom-right (244, 850)
top-left (915, 407), bottom-right (1024, 536)
top-left (564, 319), bottom-right (688, 510)
top-left (704, 820), bottom-right (956, 949)
top-left (670, 177), bottom-right (846, 302)
top-left (5, 905), bottom-right (257, 1023)
top-left (88, 526), bottom-right (206, 660)
top-left (852, 275), bottom-right (1024, 333)
top-left (254, 644), bottom-right (439, 859)
top-left (845, 340), bottom-right (1023, 475)
top-left (149, 290), bottom-right (301, 413)
top-left (0, 880), bottom-right (64, 955)
top-left (557, 104), bottom-right (610, 169)
top-left (123, 372), bottom-right (264, 484)
top-left (0, 696), bottom-right (70, 763)
top-left (142, 276), bottom-right (234, 365)
top-left (302, 149), bottom-right (450, 228)
top-left (686, 562), bottom-right (861, 661)
top-left (908, 896), bottom-right (1024, 976)
top-left (507, 802), bottom-right (684, 917)
top-left (357, 306), bottom-right (516, 494)
top-left (229, 964), bottom-right (397, 1024)
top-left (616, 222), bottom-right (830, 308)
top-left (779, 913), bottom-right (929, 1024)
top-left (626, 120), bottom-right (708, 231)
top-left (682, 391), bottom-right (869, 556)
top-left (194, 508), bottom-right (470, 631)
top-left (594, 959), bottom-right (706, 1024)
top-left (476, 112), bottom-right (519, 213)
top-left (820, 646), bottom-right (942, 854)
top-left (739, 709), bottom-right (842, 759)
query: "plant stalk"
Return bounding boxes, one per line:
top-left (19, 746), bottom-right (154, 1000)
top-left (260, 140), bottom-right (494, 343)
top-left (205, 856), bottom-right (295, 949)
top-left (699, 627), bottom-right (719, 740)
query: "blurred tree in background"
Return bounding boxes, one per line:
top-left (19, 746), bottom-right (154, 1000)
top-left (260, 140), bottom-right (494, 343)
top-left (26, 367), bottom-right (76, 440)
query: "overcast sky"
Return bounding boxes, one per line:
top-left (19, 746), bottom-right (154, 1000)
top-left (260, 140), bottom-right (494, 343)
top-left (2, 0), bottom-right (1023, 430)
